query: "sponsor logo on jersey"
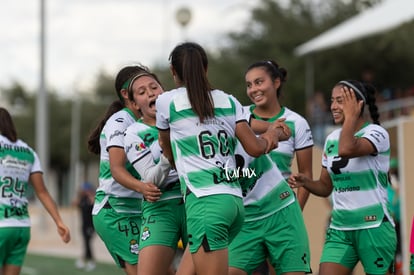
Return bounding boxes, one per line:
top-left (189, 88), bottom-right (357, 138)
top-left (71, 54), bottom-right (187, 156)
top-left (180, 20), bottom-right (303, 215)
top-left (109, 130), bottom-right (124, 141)
top-left (135, 142), bottom-right (146, 151)
top-left (279, 191), bottom-right (291, 200)
top-left (365, 215), bottom-right (377, 222)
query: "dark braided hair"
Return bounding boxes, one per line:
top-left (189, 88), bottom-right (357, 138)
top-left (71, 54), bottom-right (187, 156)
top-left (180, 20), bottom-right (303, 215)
top-left (245, 60), bottom-right (287, 98)
top-left (337, 80), bottom-right (380, 125)
top-left (364, 83), bottom-right (380, 125)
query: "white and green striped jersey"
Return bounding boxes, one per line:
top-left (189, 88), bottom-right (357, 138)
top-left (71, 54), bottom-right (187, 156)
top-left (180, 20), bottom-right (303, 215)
top-left (246, 106), bottom-right (313, 179)
top-left (323, 123), bottom-right (393, 230)
top-left (124, 120), bottom-right (181, 201)
top-left (0, 135), bottom-right (41, 227)
top-left (156, 87), bottom-right (244, 198)
top-left (92, 108), bottom-right (142, 215)
top-left (234, 146), bottom-right (295, 222)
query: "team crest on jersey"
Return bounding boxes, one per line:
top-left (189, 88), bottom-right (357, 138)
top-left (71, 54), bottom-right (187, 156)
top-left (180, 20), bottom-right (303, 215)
top-left (135, 142), bottom-right (146, 151)
top-left (129, 239), bottom-right (139, 255)
top-left (141, 226), bottom-right (151, 241)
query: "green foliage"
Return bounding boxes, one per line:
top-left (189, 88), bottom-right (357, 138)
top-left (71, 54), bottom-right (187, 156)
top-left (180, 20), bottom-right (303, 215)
top-left (207, 0), bottom-right (326, 114)
top-left (152, 66), bottom-right (176, 91)
top-left (92, 70), bottom-right (118, 102)
top-left (48, 92), bottom-right (73, 171)
top-left (2, 84), bottom-right (37, 146)
top-left (205, 0), bottom-right (414, 114)
top-left (2, 82), bottom-right (29, 107)
top-left (311, 20), bottom-right (414, 97)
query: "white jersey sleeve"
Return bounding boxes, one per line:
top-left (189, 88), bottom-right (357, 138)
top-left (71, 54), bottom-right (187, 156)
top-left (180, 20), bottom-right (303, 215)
top-left (104, 114), bottom-right (131, 150)
top-left (230, 95), bottom-right (248, 123)
top-left (124, 123), bottom-right (171, 188)
top-left (293, 114), bottom-right (313, 150)
top-left (30, 149), bottom-right (43, 174)
top-left (156, 91), bottom-right (173, 130)
top-left (361, 125), bottom-right (389, 154)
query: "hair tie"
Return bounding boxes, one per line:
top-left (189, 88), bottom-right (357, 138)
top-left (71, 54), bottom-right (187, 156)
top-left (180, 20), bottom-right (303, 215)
top-left (121, 79), bottom-right (131, 90)
top-left (266, 60), bottom-right (279, 69)
top-left (339, 80), bottom-right (366, 103)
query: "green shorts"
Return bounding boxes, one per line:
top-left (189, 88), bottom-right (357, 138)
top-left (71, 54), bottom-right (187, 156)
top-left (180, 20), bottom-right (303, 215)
top-left (92, 204), bottom-right (141, 268)
top-left (185, 193), bottom-right (244, 254)
top-left (0, 227), bottom-right (30, 267)
top-left (321, 220), bottom-right (397, 274)
top-left (228, 201), bottom-right (311, 274)
top-left (410, 254), bottom-right (414, 272)
top-left (140, 198), bottom-right (187, 250)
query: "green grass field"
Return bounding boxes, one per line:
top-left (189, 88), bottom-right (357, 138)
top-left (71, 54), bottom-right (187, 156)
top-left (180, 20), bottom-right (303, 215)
top-left (22, 253), bottom-right (122, 275)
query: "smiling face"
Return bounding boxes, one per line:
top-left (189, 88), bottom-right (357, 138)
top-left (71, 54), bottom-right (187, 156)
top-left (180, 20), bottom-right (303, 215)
top-left (330, 85), bottom-right (345, 125)
top-left (130, 75), bottom-right (163, 125)
top-left (245, 67), bottom-right (280, 109)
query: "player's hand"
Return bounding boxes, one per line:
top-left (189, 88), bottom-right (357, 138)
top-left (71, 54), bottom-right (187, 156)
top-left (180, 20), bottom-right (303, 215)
top-left (341, 86), bottom-right (364, 122)
top-left (271, 118), bottom-right (291, 141)
top-left (287, 173), bottom-right (307, 189)
top-left (57, 222), bottom-right (71, 243)
top-left (142, 183), bottom-right (162, 202)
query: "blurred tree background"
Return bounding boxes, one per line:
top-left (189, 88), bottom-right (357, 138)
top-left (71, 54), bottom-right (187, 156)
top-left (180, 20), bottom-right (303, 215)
top-left (1, 0), bottom-right (413, 205)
